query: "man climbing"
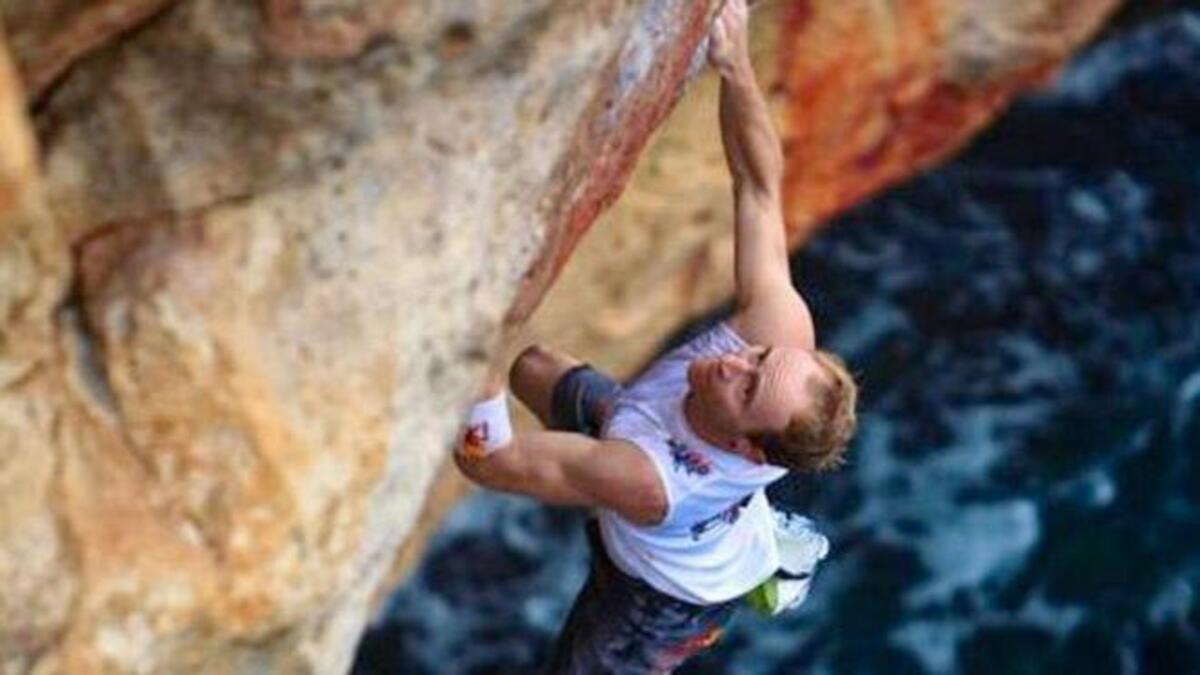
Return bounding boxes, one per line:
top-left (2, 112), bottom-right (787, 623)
top-left (455, 1), bottom-right (858, 672)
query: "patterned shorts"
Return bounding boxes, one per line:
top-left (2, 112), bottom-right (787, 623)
top-left (544, 365), bottom-right (739, 674)
top-left (543, 523), bottom-right (738, 675)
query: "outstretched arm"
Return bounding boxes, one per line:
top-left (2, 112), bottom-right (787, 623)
top-left (710, 0), bottom-right (814, 349)
top-left (456, 429), bottom-right (666, 525)
top-left (453, 374), bottom-right (667, 526)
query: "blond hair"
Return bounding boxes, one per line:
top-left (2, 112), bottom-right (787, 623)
top-left (749, 350), bottom-right (857, 473)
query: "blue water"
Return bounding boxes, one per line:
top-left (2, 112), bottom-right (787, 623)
top-left (356, 10), bottom-right (1200, 674)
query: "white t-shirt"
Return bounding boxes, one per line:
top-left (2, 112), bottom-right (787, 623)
top-left (598, 322), bottom-right (788, 605)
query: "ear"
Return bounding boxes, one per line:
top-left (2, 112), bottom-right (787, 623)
top-left (730, 436), bottom-right (766, 464)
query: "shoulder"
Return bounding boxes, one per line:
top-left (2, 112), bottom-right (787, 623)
top-left (604, 401), bottom-right (658, 441)
top-left (676, 321), bottom-right (749, 358)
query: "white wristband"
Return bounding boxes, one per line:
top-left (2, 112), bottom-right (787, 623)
top-left (462, 392), bottom-right (513, 458)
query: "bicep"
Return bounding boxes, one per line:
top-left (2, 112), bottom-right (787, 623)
top-left (562, 439), bottom-right (668, 525)
top-left (731, 190), bottom-right (815, 348)
top-left (730, 290), bottom-right (815, 349)
top-left (480, 433), bottom-right (666, 524)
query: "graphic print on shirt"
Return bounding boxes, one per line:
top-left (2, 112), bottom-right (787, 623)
top-left (689, 494), bottom-right (753, 541)
top-left (668, 438), bottom-right (712, 477)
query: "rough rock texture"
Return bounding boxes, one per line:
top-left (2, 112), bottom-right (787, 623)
top-left (0, 1), bottom-right (720, 673)
top-left (1, 0), bottom-right (176, 101)
top-left (0, 27), bottom-right (77, 675)
top-left (0, 0), bottom-right (1120, 673)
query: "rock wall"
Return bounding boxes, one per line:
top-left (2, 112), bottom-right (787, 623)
top-left (0, 1), bottom-right (1120, 673)
top-left (0, 2), bottom-right (720, 673)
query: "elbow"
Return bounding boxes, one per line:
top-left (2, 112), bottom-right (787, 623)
top-left (738, 178), bottom-right (783, 213)
top-left (627, 495), bottom-right (667, 527)
top-left (739, 159), bottom-right (783, 204)
top-left (625, 477), bottom-right (669, 526)
top-left (759, 153), bottom-right (784, 198)
top-left (643, 491), bottom-right (670, 526)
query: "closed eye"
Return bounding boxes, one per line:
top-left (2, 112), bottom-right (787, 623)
top-left (744, 347), bottom-right (771, 402)
top-left (744, 373), bottom-right (761, 403)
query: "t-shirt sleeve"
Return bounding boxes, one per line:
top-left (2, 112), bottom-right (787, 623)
top-left (670, 321), bottom-right (749, 361)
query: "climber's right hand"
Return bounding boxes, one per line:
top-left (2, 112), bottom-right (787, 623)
top-left (708, 0), bottom-right (751, 77)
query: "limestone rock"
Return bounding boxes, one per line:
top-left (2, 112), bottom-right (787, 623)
top-left (0, 28), bottom-right (77, 675)
top-left (0, 0), bottom-right (178, 102)
top-left (0, 1), bottom-right (719, 673)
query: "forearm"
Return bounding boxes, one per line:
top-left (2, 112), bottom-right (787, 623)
top-left (456, 422), bottom-right (665, 524)
top-left (456, 432), bottom-right (593, 506)
top-left (718, 61), bottom-right (784, 198)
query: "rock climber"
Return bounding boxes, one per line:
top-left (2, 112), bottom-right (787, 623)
top-left (455, 1), bottom-right (858, 672)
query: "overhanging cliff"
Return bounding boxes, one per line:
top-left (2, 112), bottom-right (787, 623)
top-left (0, 1), bottom-right (1121, 673)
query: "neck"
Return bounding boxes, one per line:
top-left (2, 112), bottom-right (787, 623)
top-left (683, 391), bottom-right (735, 450)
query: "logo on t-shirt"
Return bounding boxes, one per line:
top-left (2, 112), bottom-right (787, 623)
top-left (668, 438), bottom-right (712, 476)
top-left (689, 494), bottom-right (753, 540)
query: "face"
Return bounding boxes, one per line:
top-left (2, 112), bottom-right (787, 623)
top-left (687, 345), bottom-right (823, 450)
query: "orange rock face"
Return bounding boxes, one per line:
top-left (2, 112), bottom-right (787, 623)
top-left (776, 0), bottom-right (1123, 242)
top-left (508, 1), bottom-right (716, 324)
